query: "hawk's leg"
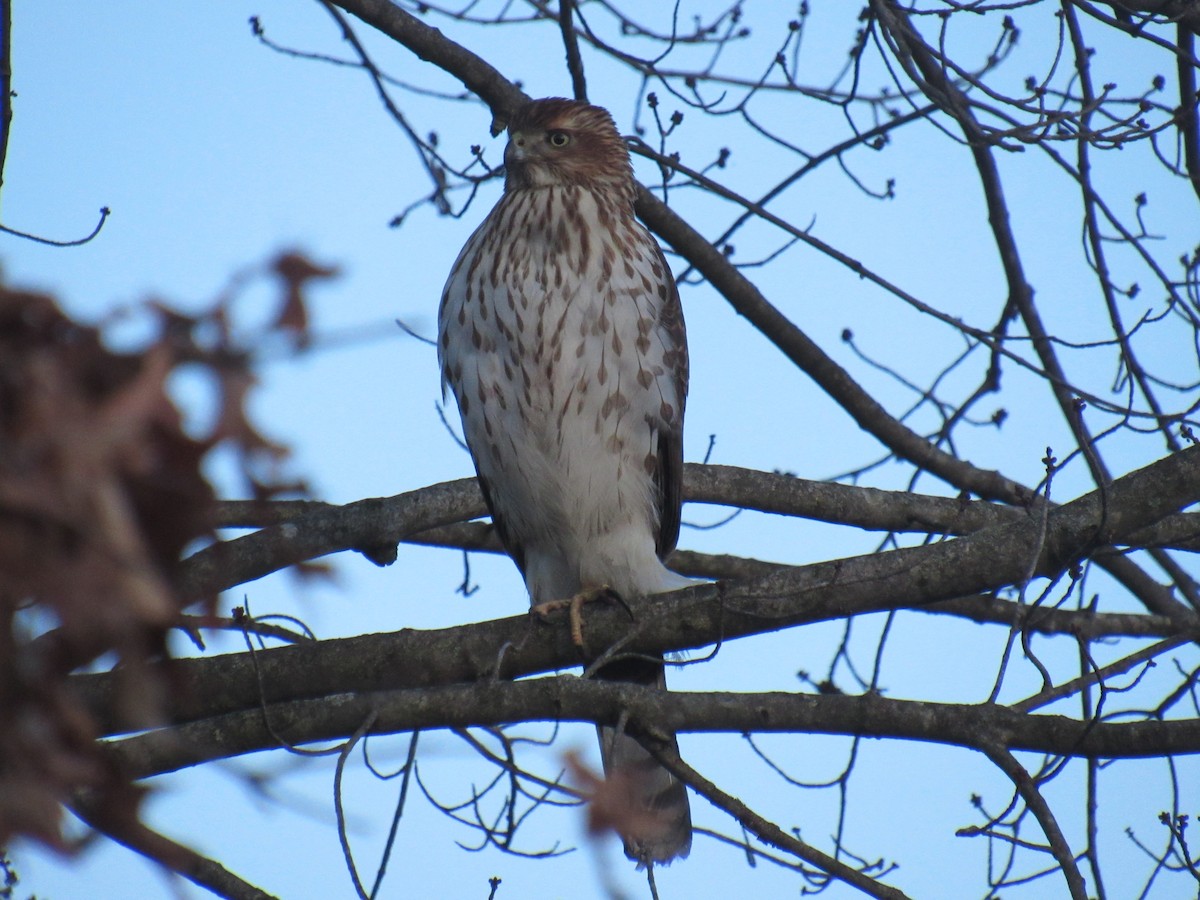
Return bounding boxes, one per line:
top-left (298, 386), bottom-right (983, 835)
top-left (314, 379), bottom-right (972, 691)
top-left (532, 586), bottom-right (630, 653)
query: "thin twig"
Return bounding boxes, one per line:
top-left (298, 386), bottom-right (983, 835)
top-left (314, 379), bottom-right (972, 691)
top-left (335, 711), bottom-right (380, 900)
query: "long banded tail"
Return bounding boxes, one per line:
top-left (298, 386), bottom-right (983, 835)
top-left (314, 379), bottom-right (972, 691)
top-left (595, 656), bottom-right (692, 866)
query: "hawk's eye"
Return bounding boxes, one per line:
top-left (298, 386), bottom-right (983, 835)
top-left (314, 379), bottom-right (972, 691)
top-left (547, 131), bottom-right (570, 148)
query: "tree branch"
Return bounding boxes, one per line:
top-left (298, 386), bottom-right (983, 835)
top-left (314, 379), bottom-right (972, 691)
top-left (983, 747), bottom-right (1088, 900)
top-left (872, 0), bottom-right (1109, 489)
top-left (1176, 24), bottom-right (1200, 202)
top-left (645, 740), bottom-right (910, 900)
top-left (1104, 1), bottom-right (1200, 38)
top-left (106, 677), bottom-right (1200, 783)
top-left (0, 0), bottom-right (11, 201)
top-left (181, 478), bottom-right (482, 598)
top-left (73, 793), bottom-right (277, 900)
top-left (81, 446), bottom-right (1200, 738)
top-left (557, 0), bottom-right (587, 101)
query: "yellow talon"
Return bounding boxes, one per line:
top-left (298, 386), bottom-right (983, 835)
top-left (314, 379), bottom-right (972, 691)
top-left (531, 585), bottom-right (614, 653)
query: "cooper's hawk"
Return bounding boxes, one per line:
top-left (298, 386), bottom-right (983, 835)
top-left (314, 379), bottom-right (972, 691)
top-left (438, 97), bottom-right (693, 865)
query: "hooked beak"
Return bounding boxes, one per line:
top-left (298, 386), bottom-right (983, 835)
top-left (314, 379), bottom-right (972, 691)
top-left (506, 131), bottom-right (529, 164)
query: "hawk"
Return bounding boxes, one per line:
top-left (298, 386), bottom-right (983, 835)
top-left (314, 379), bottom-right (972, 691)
top-left (438, 97), bottom-right (693, 864)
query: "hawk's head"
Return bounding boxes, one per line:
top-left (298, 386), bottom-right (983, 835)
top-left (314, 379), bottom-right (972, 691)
top-left (503, 98), bottom-right (634, 195)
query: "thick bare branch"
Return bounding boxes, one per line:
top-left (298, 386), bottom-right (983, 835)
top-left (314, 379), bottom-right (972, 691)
top-left (182, 478), bottom-right (483, 598)
top-left (83, 446), bottom-right (1200, 738)
top-left (107, 677), bottom-right (1200, 783)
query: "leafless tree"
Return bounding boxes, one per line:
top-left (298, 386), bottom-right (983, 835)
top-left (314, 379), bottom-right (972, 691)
top-left (4, 2), bottom-right (1200, 899)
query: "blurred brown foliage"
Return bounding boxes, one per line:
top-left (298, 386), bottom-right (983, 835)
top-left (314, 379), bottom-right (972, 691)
top-left (0, 251), bottom-right (330, 850)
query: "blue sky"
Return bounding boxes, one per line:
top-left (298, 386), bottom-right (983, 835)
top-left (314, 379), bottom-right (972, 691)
top-left (5, 3), bottom-right (1198, 898)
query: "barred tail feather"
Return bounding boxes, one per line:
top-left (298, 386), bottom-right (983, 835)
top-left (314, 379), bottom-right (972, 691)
top-left (595, 657), bottom-right (692, 866)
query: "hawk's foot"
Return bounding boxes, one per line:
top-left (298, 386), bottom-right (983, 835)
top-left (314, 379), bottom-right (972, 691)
top-left (532, 586), bottom-right (623, 653)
